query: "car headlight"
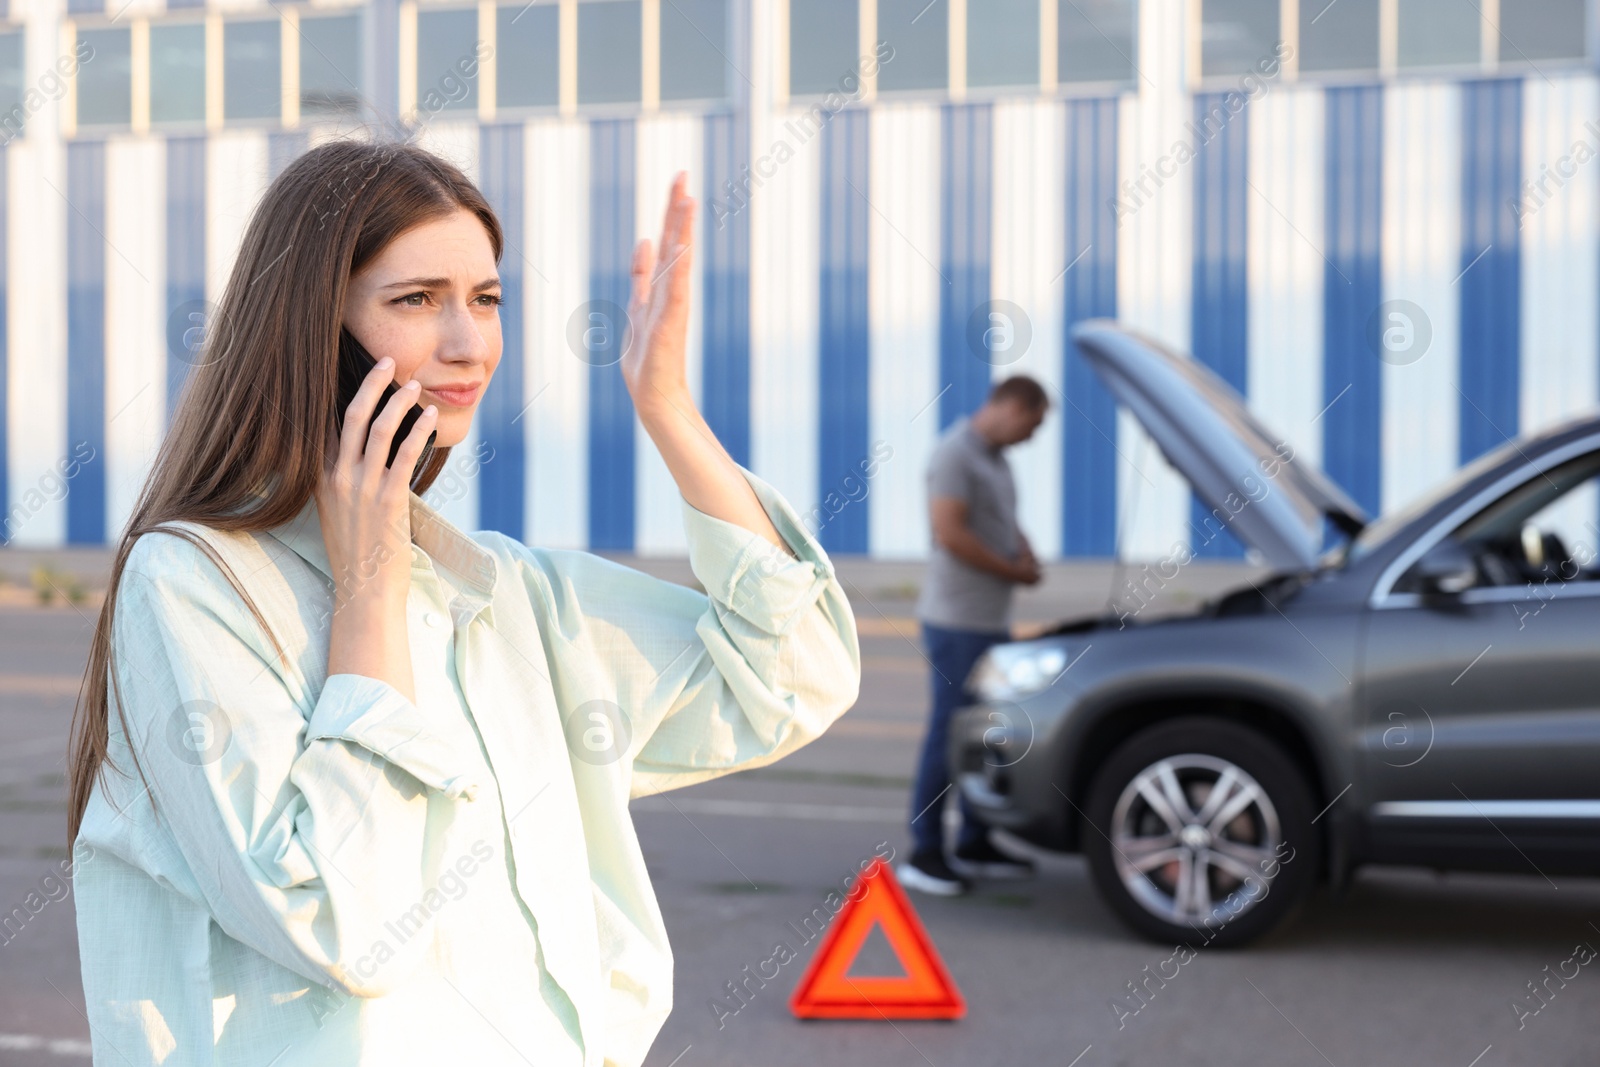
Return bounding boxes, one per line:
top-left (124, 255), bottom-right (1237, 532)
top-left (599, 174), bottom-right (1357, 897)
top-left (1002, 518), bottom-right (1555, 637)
top-left (970, 642), bottom-right (1074, 702)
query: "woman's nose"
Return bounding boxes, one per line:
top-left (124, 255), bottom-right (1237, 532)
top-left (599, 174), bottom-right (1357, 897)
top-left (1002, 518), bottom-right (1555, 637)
top-left (442, 302), bottom-right (494, 362)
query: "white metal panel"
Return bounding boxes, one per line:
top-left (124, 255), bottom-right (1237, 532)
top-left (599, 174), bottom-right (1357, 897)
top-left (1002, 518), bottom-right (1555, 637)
top-left (1246, 85), bottom-right (1324, 470)
top-left (867, 101), bottom-right (941, 560)
top-left (103, 136), bottom-right (166, 543)
top-left (307, 121), bottom-right (364, 150)
top-left (1114, 4), bottom-right (1192, 561)
top-left (5, 134), bottom-right (68, 547)
top-left (417, 118), bottom-right (481, 184)
top-left (412, 120), bottom-right (481, 533)
top-left (1519, 73), bottom-right (1600, 550)
top-left (1381, 80), bottom-right (1461, 517)
top-left (205, 129), bottom-right (269, 302)
top-left (748, 105), bottom-right (821, 542)
top-left (7, 2), bottom-right (72, 550)
top-left (523, 118), bottom-right (591, 551)
top-left (991, 96), bottom-right (1065, 560)
top-left (632, 112), bottom-right (702, 557)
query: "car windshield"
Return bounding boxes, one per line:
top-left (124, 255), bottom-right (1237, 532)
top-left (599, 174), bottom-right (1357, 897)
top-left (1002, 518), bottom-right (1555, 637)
top-left (1342, 434), bottom-right (1537, 563)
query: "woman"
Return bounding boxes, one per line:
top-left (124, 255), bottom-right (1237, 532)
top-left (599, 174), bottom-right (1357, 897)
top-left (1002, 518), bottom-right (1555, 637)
top-left (66, 139), bottom-right (861, 1066)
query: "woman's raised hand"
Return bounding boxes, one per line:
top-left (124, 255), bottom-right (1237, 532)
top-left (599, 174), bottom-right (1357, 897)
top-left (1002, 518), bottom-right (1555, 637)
top-left (617, 173), bottom-right (792, 558)
top-left (623, 171), bottom-right (696, 416)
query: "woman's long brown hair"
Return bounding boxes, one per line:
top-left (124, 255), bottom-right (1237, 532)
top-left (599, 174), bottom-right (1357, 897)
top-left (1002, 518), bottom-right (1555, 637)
top-left (66, 138), bottom-right (504, 847)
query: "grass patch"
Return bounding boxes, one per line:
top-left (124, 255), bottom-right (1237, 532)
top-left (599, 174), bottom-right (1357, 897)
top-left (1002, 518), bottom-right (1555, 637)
top-left (31, 565), bottom-right (87, 606)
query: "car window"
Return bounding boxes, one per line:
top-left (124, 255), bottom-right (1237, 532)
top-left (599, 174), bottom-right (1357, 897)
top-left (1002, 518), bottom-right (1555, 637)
top-left (1399, 450), bottom-right (1600, 591)
top-left (1346, 433), bottom-right (1534, 562)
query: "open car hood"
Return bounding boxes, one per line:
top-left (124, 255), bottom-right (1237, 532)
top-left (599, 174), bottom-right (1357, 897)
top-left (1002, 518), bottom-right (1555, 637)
top-left (1071, 320), bottom-right (1368, 570)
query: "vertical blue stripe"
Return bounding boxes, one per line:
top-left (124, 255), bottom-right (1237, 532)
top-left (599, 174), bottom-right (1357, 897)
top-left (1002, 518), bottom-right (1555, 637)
top-left (1322, 86), bottom-right (1383, 520)
top-left (66, 141), bottom-right (107, 545)
top-left (939, 103), bottom-right (993, 429)
top-left (165, 136), bottom-right (206, 425)
top-left (478, 123), bottom-right (526, 540)
top-left (1189, 92), bottom-right (1249, 559)
top-left (370, 0), bottom-right (401, 129)
top-left (816, 107), bottom-right (871, 556)
top-left (1458, 78), bottom-right (1521, 464)
top-left (1061, 97), bottom-right (1118, 557)
top-left (268, 131), bottom-right (307, 182)
top-left (701, 111), bottom-right (751, 467)
top-left (587, 118), bottom-right (635, 551)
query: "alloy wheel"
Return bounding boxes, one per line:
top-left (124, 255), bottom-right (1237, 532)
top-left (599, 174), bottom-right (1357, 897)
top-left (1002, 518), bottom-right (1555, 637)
top-left (1108, 753), bottom-right (1283, 927)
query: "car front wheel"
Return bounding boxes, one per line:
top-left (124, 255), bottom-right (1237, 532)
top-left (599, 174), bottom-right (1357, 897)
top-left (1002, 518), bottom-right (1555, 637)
top-left (1081, 717), bottom-right (1317, 947)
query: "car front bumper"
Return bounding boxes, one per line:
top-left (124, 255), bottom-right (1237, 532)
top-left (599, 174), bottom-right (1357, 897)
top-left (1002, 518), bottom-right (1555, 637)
top-left (948, 697), bottom-right (1072, 847)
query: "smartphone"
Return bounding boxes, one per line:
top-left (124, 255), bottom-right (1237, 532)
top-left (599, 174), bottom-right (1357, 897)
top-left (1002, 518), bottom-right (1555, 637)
top-left (335, 326), bottom-right (437, 484)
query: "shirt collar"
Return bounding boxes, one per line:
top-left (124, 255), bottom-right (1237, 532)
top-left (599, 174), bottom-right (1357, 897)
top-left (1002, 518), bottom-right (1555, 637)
top-left (258, 484), bottom-right (500, 599)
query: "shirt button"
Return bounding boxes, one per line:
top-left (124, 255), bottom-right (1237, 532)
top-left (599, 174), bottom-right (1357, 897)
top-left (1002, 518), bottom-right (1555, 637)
top-left (424, 611), bottom-right (445, 629)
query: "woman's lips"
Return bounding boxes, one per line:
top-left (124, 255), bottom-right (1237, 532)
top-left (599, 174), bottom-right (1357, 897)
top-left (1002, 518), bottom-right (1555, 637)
top-left (425, 384), bottom-right (481, 407)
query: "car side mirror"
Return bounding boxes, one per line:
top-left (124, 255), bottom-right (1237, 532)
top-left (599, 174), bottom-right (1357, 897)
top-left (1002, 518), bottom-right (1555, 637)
top-left (1411, 539), bottom-right (1478, 596)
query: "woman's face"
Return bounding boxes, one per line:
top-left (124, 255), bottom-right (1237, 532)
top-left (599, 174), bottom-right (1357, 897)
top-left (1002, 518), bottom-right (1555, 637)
top-left (343, 208), bottom-right (502, 450)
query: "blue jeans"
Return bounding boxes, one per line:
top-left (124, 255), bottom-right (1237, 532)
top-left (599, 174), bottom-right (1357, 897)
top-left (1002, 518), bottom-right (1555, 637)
top-left (908, 621), bottom-right (1011, 856)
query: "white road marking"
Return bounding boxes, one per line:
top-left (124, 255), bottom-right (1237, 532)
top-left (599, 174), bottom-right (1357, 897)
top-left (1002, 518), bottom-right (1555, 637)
top-left (0, 1033), bottom-right (92, 1057)
top-left (630, 797), bottom-right (904, 823)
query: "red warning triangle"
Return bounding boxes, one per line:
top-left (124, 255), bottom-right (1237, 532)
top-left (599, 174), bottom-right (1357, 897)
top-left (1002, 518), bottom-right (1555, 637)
top-left (789, 857), bottom-right (965, 1019)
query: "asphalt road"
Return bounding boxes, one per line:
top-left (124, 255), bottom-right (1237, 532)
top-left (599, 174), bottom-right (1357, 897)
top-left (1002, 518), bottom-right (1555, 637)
top-left (3, 588), bottom-right (1599, 1067)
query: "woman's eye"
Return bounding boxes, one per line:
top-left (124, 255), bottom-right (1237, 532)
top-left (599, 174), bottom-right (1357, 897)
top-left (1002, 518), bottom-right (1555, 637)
top-left (392, 292), bottom-right (500, 307)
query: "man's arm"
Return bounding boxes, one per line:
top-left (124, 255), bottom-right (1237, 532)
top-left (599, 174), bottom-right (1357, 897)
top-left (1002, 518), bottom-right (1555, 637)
top-left (930, 496), bottom-right (1024, 582)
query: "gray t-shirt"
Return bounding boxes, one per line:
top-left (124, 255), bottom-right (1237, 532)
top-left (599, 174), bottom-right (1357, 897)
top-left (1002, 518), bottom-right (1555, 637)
top-left (915, 414), bottom-right (1019, 632)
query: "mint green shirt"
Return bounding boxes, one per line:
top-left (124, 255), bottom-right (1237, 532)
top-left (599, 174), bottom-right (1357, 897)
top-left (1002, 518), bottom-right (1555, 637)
top-left (73, 463), bottom-right (861, 1066)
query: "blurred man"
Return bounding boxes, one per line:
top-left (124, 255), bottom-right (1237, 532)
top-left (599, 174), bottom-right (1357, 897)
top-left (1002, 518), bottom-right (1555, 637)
top-left (899, 376), bottom-right (1049, 896)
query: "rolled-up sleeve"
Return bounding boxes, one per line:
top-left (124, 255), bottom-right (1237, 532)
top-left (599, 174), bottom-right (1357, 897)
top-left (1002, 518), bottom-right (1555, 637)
top-left (109, 532), bottom-right (485, 999)
top-left (502, 463), bottom-right (861, 798)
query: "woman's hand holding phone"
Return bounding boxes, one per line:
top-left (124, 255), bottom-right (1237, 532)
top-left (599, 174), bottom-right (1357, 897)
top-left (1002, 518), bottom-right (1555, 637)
top-left (316, 354), bottom-right (438, 704)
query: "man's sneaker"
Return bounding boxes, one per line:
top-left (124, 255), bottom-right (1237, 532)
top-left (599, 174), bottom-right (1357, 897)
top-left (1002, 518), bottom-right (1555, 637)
top-left (950, 837), bottom-right (1036, 880)
top-left (897, 848), bottom-right (970, 896)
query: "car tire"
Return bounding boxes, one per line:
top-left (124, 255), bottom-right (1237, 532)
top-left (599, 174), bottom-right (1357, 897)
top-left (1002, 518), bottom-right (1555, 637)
top-left (1080, 716), bottom-right (1317, 948)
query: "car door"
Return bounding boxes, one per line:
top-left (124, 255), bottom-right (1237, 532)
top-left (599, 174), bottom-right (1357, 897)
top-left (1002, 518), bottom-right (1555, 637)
top-left (1357, 447), bottom-right (1600, 873)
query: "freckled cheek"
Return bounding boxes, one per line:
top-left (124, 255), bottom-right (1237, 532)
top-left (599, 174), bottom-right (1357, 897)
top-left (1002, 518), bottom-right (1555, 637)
top-left (392, 358), bottom-right (431, 387)
top-left (368, 320), bottom-right (424, 368)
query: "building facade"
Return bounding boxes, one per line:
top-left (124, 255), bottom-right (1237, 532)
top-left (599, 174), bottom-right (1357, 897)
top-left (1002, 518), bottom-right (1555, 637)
top-left (1, 0), bottom-right (1596, 561)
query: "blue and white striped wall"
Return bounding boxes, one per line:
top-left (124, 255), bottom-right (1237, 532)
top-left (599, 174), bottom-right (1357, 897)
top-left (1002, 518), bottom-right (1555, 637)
top-left (7, 18), bottom-right (1600, 563)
